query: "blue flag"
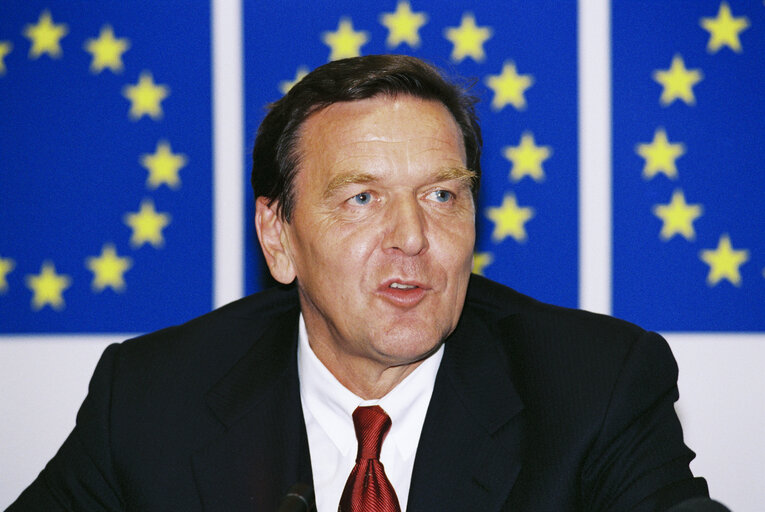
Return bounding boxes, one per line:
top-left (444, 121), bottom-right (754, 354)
top-left (243, 1), bottom-right (580, 310)
top-left (0, 3), bottom-right (213, 333)
top-left (612, 2), bottom-right (764, 331)
top-left (3, 2), bottom-right (760, 335)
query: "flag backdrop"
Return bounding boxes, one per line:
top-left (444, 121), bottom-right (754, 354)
top-left (612, 2), bottom-right (764, 331)
top-left (1, 1), bottom-right (762, 334)
top-left (0, 2), bottom-right (213, 333)
top-left (243, 1), bottom-right (580, 309)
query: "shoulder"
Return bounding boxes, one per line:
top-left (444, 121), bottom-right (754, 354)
top-left (464, 283), bottom-right (704, 509)
top-left (464, 274), bottom-right (677, 400)
top-left (122, 284), bottom-right (297, 352)
top-left (465, 274), bottom-right (657, 359)
top-left (103, 285), bottom-right (299, 395)
top-left (466, 273), bottom-right (645, 342)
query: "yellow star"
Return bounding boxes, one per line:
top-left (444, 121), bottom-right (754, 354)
top-left (653, 54), bottom-right (703, 106)
top-left (85, 244), bottom-right (133, 292)
top-left (380, 1), bottom-right (428, 49)
top-left (486, 194), bottom-right (535, 243)
top-left (485, 61), bottom-right (533, 111)
top-left (124, 199), bottom-right (171, 248)
top-left (444, 12), bottom-right (493, 63)
top-left (0, 256), bottom-right (15, 293)
top-left (278, 65), bottom-right (309, 95)
top-left (701, 2), bottom-right (749, 53)
top-left (24, 10), bottom-right (69, 59)
top-left (25, 261), bottom-right (71, 311)
top-left (122, 71), bottom-right (169, 120)
top-left (652, 189), bottom-right (703, 241)
top-left (141, 140), bottom-right (187, 189)
top-left (322, 18), bottom-right (369, 61)
top-left (84, 25), bottom-right (130, 73)
top-left (635, 128), bottom-right (685, 180)
top-left (700, 234), bottom-right (749, 286)
top-left (503, 132), bottom-right (551, 182)
top-left (472, 252), bottom-right (493, 276)
top-left (0, 41), bottom-right (12, 75)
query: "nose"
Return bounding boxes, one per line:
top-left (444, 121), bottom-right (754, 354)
top-left (382, 195), bottom-right (429, 256)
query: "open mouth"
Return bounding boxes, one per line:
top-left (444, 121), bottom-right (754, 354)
top-left (379, 280), bottom-right (428, 307)
top-left (390, 282), bottom-right (418, 290)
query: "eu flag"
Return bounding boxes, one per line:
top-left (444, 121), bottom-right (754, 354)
top-left (0, 2), bottom-right (213, 333)
top-left (2, 1), bottom-right (761, 335)
top-left (243, 1), bottom-right (580, 310)
top-left (612, 2), bottom-right (765, 331)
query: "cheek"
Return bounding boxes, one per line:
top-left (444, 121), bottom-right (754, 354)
top-left (436, 216), bottom-right (475, 256)
top-left (300, 221), bottom-right (381, 274)
top-left (437, 225), bottom-right (475, 290)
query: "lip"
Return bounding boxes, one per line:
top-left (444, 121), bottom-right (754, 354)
top-left (376, 278), bottom-right (430, 307)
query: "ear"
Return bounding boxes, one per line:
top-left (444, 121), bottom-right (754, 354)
top-left (255, 197), bottom-right (297, 284)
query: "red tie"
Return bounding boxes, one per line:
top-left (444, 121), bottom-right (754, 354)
top-left (338, 406), bottom-right (402, 512)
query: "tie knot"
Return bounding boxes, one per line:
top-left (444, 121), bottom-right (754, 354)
top-left (352, 405), bottom-right (391, 461)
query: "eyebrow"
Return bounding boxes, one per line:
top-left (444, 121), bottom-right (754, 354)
top-left (323, 167), bottom-right (477, 199)
top-left (434, 166), bottom-right (478, 188)
top-left (323, 171), bottom-right (378, 199)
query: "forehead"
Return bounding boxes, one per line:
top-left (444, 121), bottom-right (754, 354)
top-left (295, 95), bottom-right (466, 179)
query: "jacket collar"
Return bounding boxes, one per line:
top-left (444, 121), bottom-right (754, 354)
top-left (407, 302), bottom-right (525, 511)
top-left (192, 305), bottom-right (313, 511)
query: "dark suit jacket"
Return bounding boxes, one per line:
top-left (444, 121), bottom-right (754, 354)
top-left (9, 275), bottom-right (708, 511)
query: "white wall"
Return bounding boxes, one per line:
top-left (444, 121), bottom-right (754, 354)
top-left (670, 334), bottom-right (765, 512)
top-left (0, 336), bottom-right (116, 508)
top-left (2, 334), bottom-right (763, 510)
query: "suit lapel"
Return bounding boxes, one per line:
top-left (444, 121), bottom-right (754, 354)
top-left (407, 305), bottom-right (525, 512)
top-left (192, 306), bottom-right (313, 512)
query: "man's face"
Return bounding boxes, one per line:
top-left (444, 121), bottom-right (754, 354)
top-left (266, 95), bottom-right (475, 376)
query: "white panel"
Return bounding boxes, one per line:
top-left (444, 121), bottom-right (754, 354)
top-left (213, 0), bottom-right (244, 307)
top-left (578, 0), bottom-right (612, 315)
top-left (668, 333), bottom-right (765, 512)
top-left (0, 337), bottom-right (118, 508)
top-left (3, 335), bottom-right (762, 510)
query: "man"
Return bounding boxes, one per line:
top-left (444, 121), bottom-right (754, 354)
top-left (10, 55), bottom-right (713, 511)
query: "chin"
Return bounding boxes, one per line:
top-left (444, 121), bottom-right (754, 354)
top-left (376, 323), bottom-right (448, 364)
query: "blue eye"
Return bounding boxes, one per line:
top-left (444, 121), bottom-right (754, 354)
top-left (351, 192), bottom-right (372, 205)
top-left (432, 190), bottom-right (452, 202)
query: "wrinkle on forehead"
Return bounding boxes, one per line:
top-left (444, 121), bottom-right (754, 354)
top-left (304, 96), bottom-right (465, 154)
top-left (296, 96), bottom-right (468, 199)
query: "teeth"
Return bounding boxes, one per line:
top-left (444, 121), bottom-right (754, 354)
top-left (390, 282), bottom-right (416, 289)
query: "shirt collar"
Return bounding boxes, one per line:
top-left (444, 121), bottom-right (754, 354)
top-left (297, 313), bottom-right (443, 461)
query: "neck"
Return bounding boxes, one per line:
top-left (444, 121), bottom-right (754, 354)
top-left (308, 339), bottom-right (427, 399)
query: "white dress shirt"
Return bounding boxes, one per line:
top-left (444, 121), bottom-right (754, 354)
top-left (297, 314), bottom-right (444, 512)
